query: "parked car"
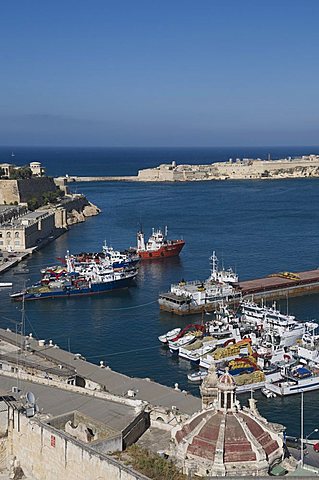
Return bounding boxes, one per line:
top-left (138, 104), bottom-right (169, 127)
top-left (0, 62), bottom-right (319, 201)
top-left (313, 442), bottom-right (319, 452)
top-left (285, 436), bottom-right (307, 450)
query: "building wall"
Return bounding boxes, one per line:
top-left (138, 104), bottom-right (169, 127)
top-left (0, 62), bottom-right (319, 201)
top-left (8, 410), bottom-right (148, 480)
top-left (24, 212), bottom-right (56, 249)
top-left (0, 211), bottom-right (56, 251)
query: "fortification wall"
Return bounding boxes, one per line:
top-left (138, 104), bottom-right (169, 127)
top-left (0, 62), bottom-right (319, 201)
top-left (0, 178), bottom-right (58, 204)
top-left (17, 177), bottom-right (58, 203)
top-left (0, 180), bottom-right (19, 204)
top-left (9, 410), bottom-right (148, 480)
top-left (137, 157), bottom-right (319, 181)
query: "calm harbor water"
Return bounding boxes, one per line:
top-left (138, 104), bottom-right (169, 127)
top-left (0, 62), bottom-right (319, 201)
top-left (1, 146), bottom-right (319, 437)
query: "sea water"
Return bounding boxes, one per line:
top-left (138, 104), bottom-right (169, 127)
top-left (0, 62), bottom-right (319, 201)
top-left (1, 146), bottom-right (319, 437)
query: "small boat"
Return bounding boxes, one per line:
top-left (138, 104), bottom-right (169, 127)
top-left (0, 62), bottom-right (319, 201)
top-left (187, 370), bottom-right (208, 382)
top-left (261, 388), bottom-right (277, 398)
top-left (169, 334), bottom-right (196, 354)
top-left (158, 328), bottom-right (181, 344)
top-left (13, 269), bottom-right (30, 275)
top-left (0, 282), bottom-right (13, 287)
top-left (133, 227), bottom-right (185, 260)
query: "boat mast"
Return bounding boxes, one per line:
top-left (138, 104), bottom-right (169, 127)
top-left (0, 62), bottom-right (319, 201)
top-left (210, 251), bottom-right (218, 281)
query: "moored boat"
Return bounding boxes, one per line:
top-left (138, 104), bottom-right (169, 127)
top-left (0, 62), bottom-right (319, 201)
top-left (11, 253), bottom-right (138, 301)
top-left (261, 388), bottom-right (277, 398)
top-left (158, 327), bottom-right (181, 344)
top-left (187, 370), bottom-right (208, 382)
top-left (133, 227), bottom-right (185, 260)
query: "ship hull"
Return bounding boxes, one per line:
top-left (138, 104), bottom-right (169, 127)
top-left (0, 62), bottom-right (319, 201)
top-left (11, 276), bottom-right (135, 301)
top-left (138, 240), bottom-right (185, 260)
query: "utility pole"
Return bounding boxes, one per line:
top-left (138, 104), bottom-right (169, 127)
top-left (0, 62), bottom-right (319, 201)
top-left (301, 391), bottom-right (304, 466)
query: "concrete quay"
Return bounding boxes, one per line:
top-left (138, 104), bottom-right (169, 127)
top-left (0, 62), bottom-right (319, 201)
top-left (0, 327), bottom-right (201, 479)
top-left (0, 328), bottom-right (201, 416)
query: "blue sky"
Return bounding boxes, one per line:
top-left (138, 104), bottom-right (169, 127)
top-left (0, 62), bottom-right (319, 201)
top-left (1, 0), bottom-right (319, 147)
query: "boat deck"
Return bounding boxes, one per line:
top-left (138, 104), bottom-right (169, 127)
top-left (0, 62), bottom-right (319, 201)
top-left (239, 269), bottom-right (319, 299)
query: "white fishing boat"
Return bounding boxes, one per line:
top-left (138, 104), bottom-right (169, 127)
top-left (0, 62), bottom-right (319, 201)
top-left (265, 364), bottom-right (319, 396)
top-left (158, 252), bottom-right (241, 315)
top-left (242, 300), bottom-right (309, 348)
top-left (168, 334), bottom-right (196, 354)
top-left (261, 388), bottom-right (277, 398)
top-left (158, 328), bottom-right (181, 344)
top-left (241, 300), bottom-right (266, 324)
top-left (179, 339), bottom-right (217, 363)
top-left (187, 370), bottom-right (208, 382)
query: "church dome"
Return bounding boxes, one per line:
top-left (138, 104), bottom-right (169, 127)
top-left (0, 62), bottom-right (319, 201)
top-left (174, 409), bottom-right (283, 477)
top-left (172, 370), bottom-right (284, 477)
top-left (218, 369), bottom-right (236, 388)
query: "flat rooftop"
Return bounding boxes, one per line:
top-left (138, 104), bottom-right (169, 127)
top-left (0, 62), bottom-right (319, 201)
top-left (0, 328), bottom-right (201, 415)
top-left (1, 210), bottom-right (52, 227)
top-left (0, 375), bottom-right (138, 433)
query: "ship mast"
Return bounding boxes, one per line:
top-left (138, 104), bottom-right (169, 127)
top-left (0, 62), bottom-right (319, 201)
top-left (210, 251), bottom-right (218, 281)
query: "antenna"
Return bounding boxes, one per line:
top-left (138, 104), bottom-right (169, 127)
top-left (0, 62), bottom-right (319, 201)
top-left (25, 391), bottom-right (38, 417)
top-left (26, 391), bottom-right (35, 406)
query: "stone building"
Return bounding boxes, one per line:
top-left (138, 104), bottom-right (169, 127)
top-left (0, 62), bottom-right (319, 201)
top-left (0, 209), bottom-right (56, 251)
top-left (0, 163), bottom-right (15, 178)
top-left (29, 161), bottom-right (45, 177)
top-left (172, 366), bottom-right (284, 477)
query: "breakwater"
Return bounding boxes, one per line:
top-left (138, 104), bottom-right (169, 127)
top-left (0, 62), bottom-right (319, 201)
top-left (64, 175), bottom-right (138, 182)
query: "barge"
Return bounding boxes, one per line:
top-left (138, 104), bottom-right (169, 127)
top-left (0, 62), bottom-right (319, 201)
top-left (239, 269), bottom-right (319, 301)
top-left (159, 259), bottom-right (319, 315)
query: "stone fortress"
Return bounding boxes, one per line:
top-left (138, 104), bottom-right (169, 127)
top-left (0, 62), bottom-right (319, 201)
top-left (137, 154), bottom-right (319, 182)
top-left (0, 160), bottom-right (100, 253)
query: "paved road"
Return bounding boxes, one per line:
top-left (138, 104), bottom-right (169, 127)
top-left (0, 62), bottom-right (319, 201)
top-left (289, 442), bottom-right (319, 469)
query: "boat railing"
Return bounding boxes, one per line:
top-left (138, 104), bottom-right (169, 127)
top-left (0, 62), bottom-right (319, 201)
top-left (171, 280), bottom-right (203, 288)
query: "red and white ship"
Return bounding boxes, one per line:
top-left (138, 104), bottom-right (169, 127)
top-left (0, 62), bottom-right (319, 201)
top-left (135, 227), bottom-right (185, 259)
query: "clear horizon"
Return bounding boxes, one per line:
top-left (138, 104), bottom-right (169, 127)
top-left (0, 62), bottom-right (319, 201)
top-left (1, 0), bottom-right (319, 147)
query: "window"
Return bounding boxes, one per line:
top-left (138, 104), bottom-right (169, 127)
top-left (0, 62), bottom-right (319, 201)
top-left (6, 232), bottom-right (11, 238)
top-left (0, 232), bottom-right (2, 238)
top-left (14, 241), bottom-right (20, 246)
top-left (14, 232), bottom-right (19, 238)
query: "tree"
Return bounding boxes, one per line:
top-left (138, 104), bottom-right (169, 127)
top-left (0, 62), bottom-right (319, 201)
top-left (10, 166), bottom-right (32, 179)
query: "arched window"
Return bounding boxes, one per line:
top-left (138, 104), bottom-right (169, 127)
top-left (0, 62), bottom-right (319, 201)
top-left (6, 231), bottom-right (11, 238)
top-left (14, 232), bottom-right (19, 238)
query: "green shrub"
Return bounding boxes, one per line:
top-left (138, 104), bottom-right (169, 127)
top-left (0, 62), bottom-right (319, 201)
top-left (125, 445), bottom-right (185, 480)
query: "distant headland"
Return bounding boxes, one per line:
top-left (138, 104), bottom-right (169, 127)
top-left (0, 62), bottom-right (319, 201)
top-left (63, 153), bottom-right (319, 183)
